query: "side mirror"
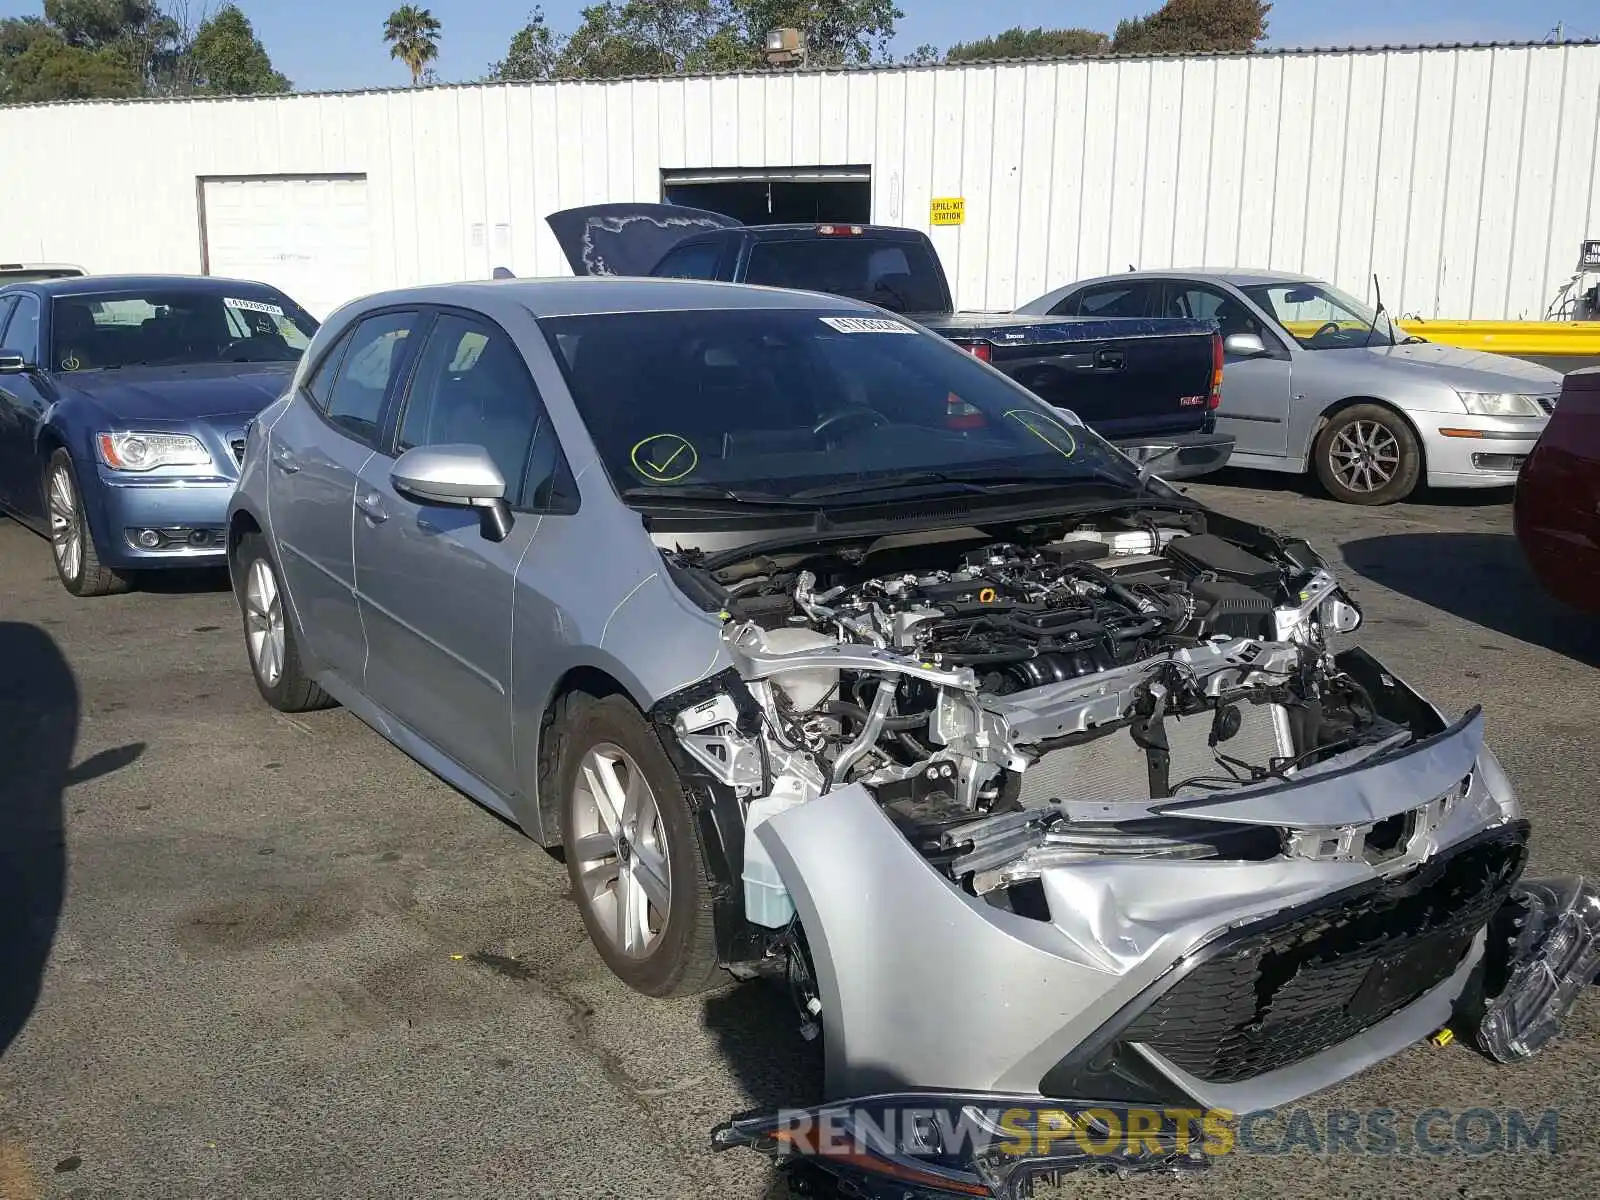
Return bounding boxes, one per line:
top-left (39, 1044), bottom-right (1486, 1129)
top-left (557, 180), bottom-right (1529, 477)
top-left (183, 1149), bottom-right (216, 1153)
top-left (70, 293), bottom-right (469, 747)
top-left (391, 443), bottom-right (514, 542)
top-left (0, 352), bottom-right (30, 374)
top-left (1223, 332), bottom-right (1268, 358)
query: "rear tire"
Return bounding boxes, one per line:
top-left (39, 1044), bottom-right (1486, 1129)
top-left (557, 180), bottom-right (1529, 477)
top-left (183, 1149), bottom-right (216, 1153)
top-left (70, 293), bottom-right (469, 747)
top-left (45, 449), bottom-right (132, 597)
top-left (1313, 404), bottom-right (1422, 505)
top-left (233, 531), bottom-right (335, 712)
top-left (556, 693), bottom-right (722, 998)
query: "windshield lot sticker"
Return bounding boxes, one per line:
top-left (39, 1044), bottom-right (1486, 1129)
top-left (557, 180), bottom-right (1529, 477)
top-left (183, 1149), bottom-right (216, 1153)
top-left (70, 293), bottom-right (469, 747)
top-left (631, 433), bottom-right (699, 483)
top-left (224, 297), bottom-right (285, 316)
top-left (819, 316), bottom-right (916, 335)
top-left (1004, 409), bottom-right (1078, 459)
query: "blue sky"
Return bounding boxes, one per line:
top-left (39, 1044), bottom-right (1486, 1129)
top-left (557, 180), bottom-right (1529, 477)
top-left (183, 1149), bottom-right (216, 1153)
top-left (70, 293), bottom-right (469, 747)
top-left (1, 0), bottom-right (1591, 92)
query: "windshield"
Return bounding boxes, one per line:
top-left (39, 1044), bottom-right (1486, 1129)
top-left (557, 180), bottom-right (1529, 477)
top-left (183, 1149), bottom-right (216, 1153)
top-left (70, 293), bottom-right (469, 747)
top-left (742, 238), bottom-right (949, 314)
top-left (50, 287), bottom-right (319, 371)
top-left (1240, 281), bottom-right (1399, 349)
top-left (539, 307), bottom-right (1141, 505)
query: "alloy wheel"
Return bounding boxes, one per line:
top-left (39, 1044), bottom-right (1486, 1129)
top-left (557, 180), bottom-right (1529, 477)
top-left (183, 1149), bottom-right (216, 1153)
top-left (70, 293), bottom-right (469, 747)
top-left (243, 558), bottom-right (287, 687)
top-left (569, 742), bottom-right (672, 958)
top-left (1328, 419), bottom-right (1401, 494)
top-left (48, 464), bottom-right (82, 581)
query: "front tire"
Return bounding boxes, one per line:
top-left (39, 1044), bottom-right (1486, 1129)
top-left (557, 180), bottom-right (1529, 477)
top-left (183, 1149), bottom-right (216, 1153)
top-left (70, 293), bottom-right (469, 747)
top-left (1313, 404), bottom-right (1422, 505)
top-left (234, 532), bottom-right (335, 712)
top-left (556, 694), bottom-right (721, 998)
top-left (45, 449), bottom-right (131, 597)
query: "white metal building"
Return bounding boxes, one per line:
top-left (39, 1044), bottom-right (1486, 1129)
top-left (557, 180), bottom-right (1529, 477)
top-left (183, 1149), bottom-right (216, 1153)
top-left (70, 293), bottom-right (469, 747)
top-left (2, 39), bottom-right (1598, 320)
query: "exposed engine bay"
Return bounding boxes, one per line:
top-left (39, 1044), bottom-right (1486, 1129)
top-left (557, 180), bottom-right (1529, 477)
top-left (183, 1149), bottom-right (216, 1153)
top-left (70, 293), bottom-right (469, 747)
top-left (661, 507), bottom-right (1397, 925)
top-left (656, 510), bottom-right (1594, 1197)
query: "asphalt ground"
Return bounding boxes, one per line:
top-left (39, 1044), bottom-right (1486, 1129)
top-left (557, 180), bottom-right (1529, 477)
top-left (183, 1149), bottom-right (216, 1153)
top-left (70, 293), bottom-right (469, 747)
top-left (2, 470), bottom-right (1598, 1200)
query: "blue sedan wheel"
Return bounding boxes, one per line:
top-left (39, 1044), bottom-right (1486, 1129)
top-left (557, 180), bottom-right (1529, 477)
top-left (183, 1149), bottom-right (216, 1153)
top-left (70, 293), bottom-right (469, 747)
top-left (45, 450), bottom-right (131, 597)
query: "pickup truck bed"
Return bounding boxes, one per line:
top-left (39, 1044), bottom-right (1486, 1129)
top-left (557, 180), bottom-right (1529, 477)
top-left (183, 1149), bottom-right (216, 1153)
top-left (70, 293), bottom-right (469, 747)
top-left (918, 313), bottom-right (1234, 480)
top-left (543, 205), bottom-right (1235, 480)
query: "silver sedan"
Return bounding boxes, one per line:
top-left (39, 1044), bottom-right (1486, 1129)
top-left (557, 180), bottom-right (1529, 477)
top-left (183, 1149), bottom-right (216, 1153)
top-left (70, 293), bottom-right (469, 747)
top-left (1018, 269), bottom-right (1564, 504)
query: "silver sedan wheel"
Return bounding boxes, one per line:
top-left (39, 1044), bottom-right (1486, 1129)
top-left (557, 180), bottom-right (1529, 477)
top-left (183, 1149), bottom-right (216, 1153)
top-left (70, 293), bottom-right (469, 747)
top-left (243, 558), bottom-right (286, 687)
top-left (570, 743), bottom-right (671, 959)
top-left (48, 464), bottom-right (82, 581)
top-left (1328, 419), bottom-right (1401, 493)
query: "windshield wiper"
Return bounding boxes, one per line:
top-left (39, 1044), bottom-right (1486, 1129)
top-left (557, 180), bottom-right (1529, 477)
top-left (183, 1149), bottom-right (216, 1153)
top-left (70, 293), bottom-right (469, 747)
top-left (789, 468), bottom-right (1138, 502)
top-left (619, 485), bottom-right (817, 507)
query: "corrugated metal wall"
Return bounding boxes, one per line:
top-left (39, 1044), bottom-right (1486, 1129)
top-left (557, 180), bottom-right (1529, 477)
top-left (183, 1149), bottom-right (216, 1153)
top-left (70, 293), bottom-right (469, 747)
top-left (3, 41), bottom-right (1598, 319)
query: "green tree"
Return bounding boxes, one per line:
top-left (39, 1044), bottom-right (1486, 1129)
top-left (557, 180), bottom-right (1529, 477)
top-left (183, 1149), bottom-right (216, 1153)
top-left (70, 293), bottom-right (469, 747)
top-left (736, 0), bottom-right (901, 66)
top-left (188, 4), bottom-right (288, 93)
top-left (0, 0), bottom-right (199, 100)
top-left (519, 0), bottom-right (900, 78)
top-left (383, 4), bottom-right (441, 85)
top-left (1111, 0), bottom-right (1270, 55)
top-left (899, 41), bottom-right (937, 65)
top-left (488, 6), bottom-right (562, 80)
top-left (555, 0), bottom-right (741, 77)
top-left (944, 26), bottom-right (1107, 63)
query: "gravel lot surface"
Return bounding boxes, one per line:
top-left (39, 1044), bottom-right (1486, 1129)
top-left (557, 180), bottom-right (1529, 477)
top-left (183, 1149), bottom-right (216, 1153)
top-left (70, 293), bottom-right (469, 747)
top-left (1, 471), bottom-right (1596, 1200)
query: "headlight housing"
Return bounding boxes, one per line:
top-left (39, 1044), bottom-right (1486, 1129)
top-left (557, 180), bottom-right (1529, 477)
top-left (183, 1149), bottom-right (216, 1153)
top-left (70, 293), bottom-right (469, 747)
top-left (1457, 391), bottom-right (1545, 418)
top-left (96, 431), bottom-right (213, 471)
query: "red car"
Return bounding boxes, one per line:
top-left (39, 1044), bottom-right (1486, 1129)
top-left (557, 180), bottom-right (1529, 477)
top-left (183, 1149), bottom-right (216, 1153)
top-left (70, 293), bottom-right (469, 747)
top-left (1514, 366), bottom-right (1600, 613)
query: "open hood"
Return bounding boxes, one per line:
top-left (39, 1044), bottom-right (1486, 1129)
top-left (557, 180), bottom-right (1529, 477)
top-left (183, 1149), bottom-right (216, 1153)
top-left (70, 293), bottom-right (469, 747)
top-left (544, 202), bottom-right (744, 277)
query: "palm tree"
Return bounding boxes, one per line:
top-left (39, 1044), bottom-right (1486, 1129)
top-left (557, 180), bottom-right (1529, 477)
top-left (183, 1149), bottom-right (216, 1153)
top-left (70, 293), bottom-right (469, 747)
top-left (383, 6), bottom-right (441, 86)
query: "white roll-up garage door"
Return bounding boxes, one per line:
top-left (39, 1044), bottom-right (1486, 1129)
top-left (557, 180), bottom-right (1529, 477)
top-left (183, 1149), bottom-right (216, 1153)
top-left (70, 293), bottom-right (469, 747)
top-left (200, 175), bottom-right (372, 320)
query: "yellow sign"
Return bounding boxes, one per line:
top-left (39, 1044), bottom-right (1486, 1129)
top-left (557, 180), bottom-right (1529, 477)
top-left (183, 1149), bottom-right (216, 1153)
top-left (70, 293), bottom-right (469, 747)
top-left (930, 196), bottom-right (965, 226)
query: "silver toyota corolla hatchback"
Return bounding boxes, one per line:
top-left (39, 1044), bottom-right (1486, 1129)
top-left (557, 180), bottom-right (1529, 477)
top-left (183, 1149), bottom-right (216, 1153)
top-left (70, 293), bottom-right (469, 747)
top-left (228, 277), bottom-right (1595, 1195)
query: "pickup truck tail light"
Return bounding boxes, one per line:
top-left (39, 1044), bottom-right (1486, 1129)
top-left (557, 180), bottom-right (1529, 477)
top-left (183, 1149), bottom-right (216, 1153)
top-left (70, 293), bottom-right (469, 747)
top-left (955, 340), bottom-right (992, 363)
top-left (1209, 333), bottom-right (1224, 409)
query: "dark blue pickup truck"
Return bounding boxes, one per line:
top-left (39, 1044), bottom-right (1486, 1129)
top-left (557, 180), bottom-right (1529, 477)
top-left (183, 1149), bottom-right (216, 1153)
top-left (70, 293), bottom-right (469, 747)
top-left (544, 204), bottom-right (1234, 480)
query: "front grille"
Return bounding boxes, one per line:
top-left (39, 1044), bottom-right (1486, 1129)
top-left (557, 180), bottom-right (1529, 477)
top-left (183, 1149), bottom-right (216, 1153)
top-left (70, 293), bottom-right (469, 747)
top-left (1118, 822), bottom-right (1528, 1084)
top-left (229, 436), bottom-right (247, 465)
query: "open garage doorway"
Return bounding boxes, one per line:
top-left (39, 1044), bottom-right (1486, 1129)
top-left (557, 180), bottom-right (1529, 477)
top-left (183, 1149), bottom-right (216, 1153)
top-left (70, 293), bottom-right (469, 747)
top-left (662, 166), bottom-right (871, 225)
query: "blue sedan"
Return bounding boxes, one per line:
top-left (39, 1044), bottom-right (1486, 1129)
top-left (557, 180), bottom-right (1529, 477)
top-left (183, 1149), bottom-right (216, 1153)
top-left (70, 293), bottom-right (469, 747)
top-left (0, 274), bottom-right (320, 595)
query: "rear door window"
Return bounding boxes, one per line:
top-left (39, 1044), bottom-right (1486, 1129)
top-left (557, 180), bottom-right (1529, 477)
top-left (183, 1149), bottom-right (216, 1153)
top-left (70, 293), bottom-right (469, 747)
top-left (323, 311), bottom-right (420, 446)
top-left (1049, 281), bottom-right (1158, 318)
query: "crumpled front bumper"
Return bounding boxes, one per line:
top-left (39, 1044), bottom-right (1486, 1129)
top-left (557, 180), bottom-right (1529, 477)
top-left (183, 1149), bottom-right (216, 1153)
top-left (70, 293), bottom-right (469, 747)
top-left (755, 705), bottom-right (1529, 1111)
top-left (714, 875), bottom-right (1600, 1200)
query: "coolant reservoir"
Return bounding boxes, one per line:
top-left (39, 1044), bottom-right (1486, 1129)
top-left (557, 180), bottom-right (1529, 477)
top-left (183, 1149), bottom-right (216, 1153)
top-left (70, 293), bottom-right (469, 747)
top-left (757, 626), bottom-right (840, 712)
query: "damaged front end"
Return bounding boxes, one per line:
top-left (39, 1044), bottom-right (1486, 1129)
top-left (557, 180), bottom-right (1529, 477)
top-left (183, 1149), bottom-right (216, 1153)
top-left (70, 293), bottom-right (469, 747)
top-left (643, 509), bottom-right (1596, 1196)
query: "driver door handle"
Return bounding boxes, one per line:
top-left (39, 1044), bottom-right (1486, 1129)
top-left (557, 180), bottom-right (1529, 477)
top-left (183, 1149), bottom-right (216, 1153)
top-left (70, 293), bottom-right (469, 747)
top-left (355, 489), bottom-right (389, 523)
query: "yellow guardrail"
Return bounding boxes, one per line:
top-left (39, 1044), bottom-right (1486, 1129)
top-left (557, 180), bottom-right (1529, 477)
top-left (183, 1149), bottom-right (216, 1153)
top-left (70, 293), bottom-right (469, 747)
top-left (1394, 319), bottom-right (1600, 356)
top-left (1277, 318), bottom-right (1600, 356)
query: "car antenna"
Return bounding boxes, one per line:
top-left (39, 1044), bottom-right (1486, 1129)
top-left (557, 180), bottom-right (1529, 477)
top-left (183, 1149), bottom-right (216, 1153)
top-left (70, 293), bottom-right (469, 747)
top-left (1365, 273), bottom-right (1393, 347)
top-left (492, 266), bottom-right (515, 280)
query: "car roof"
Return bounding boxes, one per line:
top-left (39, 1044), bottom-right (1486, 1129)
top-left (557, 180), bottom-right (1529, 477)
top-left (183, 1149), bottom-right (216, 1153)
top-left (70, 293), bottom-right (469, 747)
top-left (1070, 267), bottom-right (1322, 288)
top-left (18, 273), bottom-right (295, 297)
top-left (344, 275), bottom-right (889, 319)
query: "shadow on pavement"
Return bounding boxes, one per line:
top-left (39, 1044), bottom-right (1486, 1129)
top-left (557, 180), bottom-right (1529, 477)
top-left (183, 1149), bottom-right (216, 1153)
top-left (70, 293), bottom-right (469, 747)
top-left (136, 566), bottom-right (233, 595)
top-left (702, 977), bottom-right (825, 1110)
top-left (0, 622), bottom-right (143, 1056)
top-left (702, 976), bottom-right (824, 1197)
top-left (0, 622), bottom-right (76, 1056)
top-left (1195, 466), bottom-right (1516, 510)
top-left (1340, 532), bottom-right (1600, 665)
